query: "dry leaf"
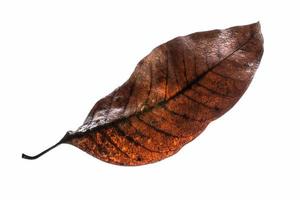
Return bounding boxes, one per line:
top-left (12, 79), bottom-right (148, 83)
top-left (22, 22), bottom-right (264, 166)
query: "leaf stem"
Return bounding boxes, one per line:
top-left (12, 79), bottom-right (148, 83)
top-left (22, 132), bottom-right (71, 160)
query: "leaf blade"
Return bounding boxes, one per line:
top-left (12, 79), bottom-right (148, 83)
top-left (68, 22), bottom-right (263, 166)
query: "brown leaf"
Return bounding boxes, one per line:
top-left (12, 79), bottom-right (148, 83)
top-left (22, 22), bottom-right (264, 166)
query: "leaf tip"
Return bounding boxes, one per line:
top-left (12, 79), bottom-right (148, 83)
top-left (248, 21), bottom-right (261, 31)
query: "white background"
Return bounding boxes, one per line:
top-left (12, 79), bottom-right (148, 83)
top-left (0, 0), bottom-right (299, 199)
